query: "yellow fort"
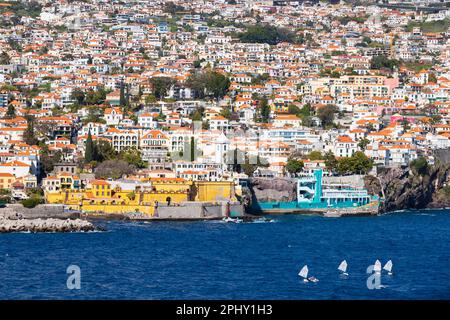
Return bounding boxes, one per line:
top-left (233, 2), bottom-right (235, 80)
top-left (44, 176), bottom-right (238, 217)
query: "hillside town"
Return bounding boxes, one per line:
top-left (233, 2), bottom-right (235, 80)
top-left (0, 0), bottom-right (449, 212)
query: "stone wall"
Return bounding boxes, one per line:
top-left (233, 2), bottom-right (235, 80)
top-left (155, 201), bottom-right (243, 219)
top-left (2, 204), bottom-right (79, 219)
top-left (323, 175), bottom-right (365, 188)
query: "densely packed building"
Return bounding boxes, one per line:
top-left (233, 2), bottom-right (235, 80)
top-left (0, 0), bottom-right (449, 200)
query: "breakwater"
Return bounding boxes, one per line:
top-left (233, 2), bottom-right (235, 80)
top-left (0, 217), bottom-right (95, 233)
top-left (0, 205), bottom-right (95, 233)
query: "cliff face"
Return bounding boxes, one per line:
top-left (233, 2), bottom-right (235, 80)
top-left (364, 149), bottom-right (450, 213)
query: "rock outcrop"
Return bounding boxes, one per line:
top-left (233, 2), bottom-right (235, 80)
top-left (246, 177), bottom-right (297, 205)
top-left (364, 149), bottom-right (450, 213)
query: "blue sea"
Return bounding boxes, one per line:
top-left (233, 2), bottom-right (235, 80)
top-left (1, 210), bottom-right (450, 300)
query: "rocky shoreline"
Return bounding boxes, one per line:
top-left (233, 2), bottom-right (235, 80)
top-left (0, 206), bottom-right (97, 233)
top-left (0, 216), bottom-right (96, 233)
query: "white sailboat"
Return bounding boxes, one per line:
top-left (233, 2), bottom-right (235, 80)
top-left (298, 265), bottom-right (309, 282)
top-left (373, 259), bottom-right (382, 273)
top-left (338, 260), bottom-right (348, 276)
top-left (383, 260), bottom-right (393, 275)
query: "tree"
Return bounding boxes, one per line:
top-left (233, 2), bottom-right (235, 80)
top-left (95, 140), bottom-right (116, 162)
top-left (193, 59), bottom-right (203, 68)
top-left (85, 87), bottom-right (107, 105)
top-left (370, 56), bottom-right (400, 71)
top-left (206, 72), bottom-right (230, 99)
top-left (84, 131), bottom-right (95, 163)
top-left (163, 1), bottom-right (184, 14)
top-left (39, 146), bottom-right (62, 176)
top-left (306, 151), bottom-right (322, 161)
top-left (285, 159), bottom-right (304, 176)
top-left (119, 147), bottom-right (146, 168)
top-left (82, 107), bottom-right (105, 124)
top-left (119, 80), bottom-right (127, 106)
top-left (23, 117), bottom-right (39, 146)
top-left (336, 151), bottom-right (373, 175)
top-left (150, 77), bottom-right (176, 100)
top-left (145, 94), bottom-right (157, 104)
top-left (238, 24), bottom-right (301, 45)
top-left (259, 97), bottom-right (270, 123)
top-left (94, 160), bottom-right (136, 179)
top-left (191, 109), bottom-right (203, 121)
top-left (316, 105), bottom-right (336, 128)
top-left (252, 73), bottom-right (269, 84)
top-left (190, 137), bottom-right (195, 162)
top-left (410, 157), bottom-right (428, 176)
top-left (186, 71), bottom-right (230, 100)
top-left (241, 163), bottom-right (256, 177)
top-left (71, 88), bottom-right (85, 106)
top-left (21, 197), bottom-right (43, 208)
top-left (0, 51), bottom-right (10, 64)
top-left (287, 104), bottom-right (301, 115)
top-left (5, 104), bottom-right (15, 119)
top-left (220, 107), bottom-right (232, 120)
top-left (324, 151), bottom-right (338, 172)
top-left (331, 71), bottom-right (340, 78)
top-left (358, 138), bottom-right (370, 151)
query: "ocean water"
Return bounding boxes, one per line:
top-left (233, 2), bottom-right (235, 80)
top-left (1, 210), bottom-right (450, 300)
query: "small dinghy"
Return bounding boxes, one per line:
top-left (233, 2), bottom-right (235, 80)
top-left (383, 260), bottom-right (393, 275)
top-left (298, 265), bottom-right (309, 282)
top-left (298, 265), bottom-right (319, 283)
top-left (338, 260), bottom-right (348, 276)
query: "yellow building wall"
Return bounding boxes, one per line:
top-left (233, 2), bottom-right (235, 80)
top-left (45, 189), bottom-right (189, 216)
top-left (194, 181), bottom-right (236, 202)
top-left (45, 180), bottom-right (236, 215)
top-left (80, 203), bottom-right (155, 215)
top-left (141, 192), bottom-right (188, 204)
top-left (151, 180), bottom-right (192, 193)
top-left (45, 192), bottom-right (65, 204)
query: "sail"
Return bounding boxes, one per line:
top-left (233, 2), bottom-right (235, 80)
top-left (374, 260), bottom-right (382, 272)
top-left (298, 265), bottom-right (308, 278)
top-left (383, 260), bottom-right (393, 272)
top-left (338, 260), bottom-right (347, 272)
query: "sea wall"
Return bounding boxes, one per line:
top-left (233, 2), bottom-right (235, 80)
top-left (1, 204), bottom-right (79, 219)
top-left (154, 201), bottom-right (244, 219)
